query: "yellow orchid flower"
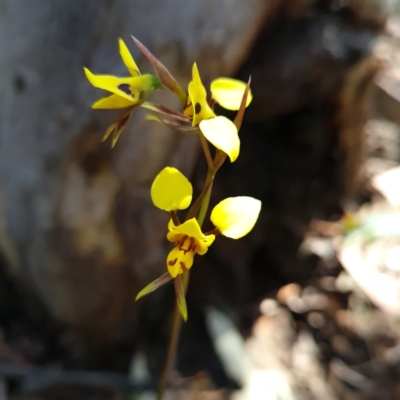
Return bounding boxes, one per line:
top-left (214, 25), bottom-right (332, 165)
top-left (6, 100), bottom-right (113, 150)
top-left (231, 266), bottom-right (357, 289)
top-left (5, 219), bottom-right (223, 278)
top-left (84, 39), bottom-right (161, 147)
top-left (85, 39), bottom-right (160, 108)
top-left (166, 218), bottom-right (216, 278)
top-left (182, 64), bottom-right (252, 163)
top-left (135, 167), bottom-right (262, 320)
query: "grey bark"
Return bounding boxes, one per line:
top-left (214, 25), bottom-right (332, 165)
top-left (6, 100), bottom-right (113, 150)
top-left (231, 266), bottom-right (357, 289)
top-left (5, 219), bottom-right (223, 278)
top-left (0, 0), bottom-right (271, 341)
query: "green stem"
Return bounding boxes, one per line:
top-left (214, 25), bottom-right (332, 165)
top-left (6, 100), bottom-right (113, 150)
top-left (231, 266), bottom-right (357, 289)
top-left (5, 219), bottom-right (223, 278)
top-left (157, 271), bottom-right (189, 400)
top-left (186, 168), bottom-right (215, 221)
top-left (199, 133), bottom-right (213, 168)
top-left (197, 168), bottom-right (215, 226)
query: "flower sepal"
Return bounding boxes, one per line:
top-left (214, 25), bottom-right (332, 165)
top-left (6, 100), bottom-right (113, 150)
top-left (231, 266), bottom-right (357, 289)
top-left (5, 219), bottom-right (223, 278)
top-left (233, 76), bottom-right (252, 131)
top-left (102, 106), bottom-right (136, 147)
top-left (142, 102), bottom-right (191, 123)
top-left (146, 115), bottom-right (198, 134)
top-left (135, 272), bottom-right (173, 301)
top-left (132, 36), bottom-right (187, 106)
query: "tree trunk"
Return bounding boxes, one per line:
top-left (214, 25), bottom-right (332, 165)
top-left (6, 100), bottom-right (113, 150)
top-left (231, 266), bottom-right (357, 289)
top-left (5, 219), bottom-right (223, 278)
top-left (0, 0), bottom-right (271, 342)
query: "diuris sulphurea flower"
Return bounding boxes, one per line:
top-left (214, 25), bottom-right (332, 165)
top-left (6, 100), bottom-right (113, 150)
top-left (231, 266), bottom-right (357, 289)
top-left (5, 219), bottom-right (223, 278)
top-left (84, 39), bottom-right (161, 147)
top-left (149, 63), bottom-right (252, 163)
top-left (135, 167), bottom-right (261, 321)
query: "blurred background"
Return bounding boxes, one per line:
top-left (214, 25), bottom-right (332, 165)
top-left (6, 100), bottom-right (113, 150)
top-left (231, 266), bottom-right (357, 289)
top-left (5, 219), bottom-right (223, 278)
top-left (1, 0), bottom-right (400, 399)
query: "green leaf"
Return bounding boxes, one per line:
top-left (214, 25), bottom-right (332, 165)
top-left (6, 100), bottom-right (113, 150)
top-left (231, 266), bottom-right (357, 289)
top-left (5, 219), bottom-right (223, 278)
top-left (135, 272), bottom-right (173, 301)
top-left (174, 275), bottom-right (188, 321)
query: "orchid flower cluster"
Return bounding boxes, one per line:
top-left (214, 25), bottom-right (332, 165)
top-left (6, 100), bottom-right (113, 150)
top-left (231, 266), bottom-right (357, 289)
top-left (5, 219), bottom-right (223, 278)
top-left (85, 37), bottom-right (261, 321)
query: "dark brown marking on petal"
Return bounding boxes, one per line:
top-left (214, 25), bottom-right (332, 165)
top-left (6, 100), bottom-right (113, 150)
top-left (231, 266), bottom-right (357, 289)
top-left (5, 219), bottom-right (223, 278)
top-left (178, 236), bottom-right (188, 253)
top-left (179, 237), bottom-right (195, 255)
top-left (195, 103), bottom-right (201, 114)
top-left (188, 238), bottom-right (195, 252)
top-left (168, 258), bottom-right (178, 266)
top-left (180, 262), bottom-right (188, 273)
top-left (184, 96), bottom-right (191, 110)
top-left (118, 83), bottom-right (132, 95)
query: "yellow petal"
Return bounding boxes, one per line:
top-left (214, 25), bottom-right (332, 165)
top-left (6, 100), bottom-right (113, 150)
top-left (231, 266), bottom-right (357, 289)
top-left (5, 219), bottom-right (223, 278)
top-left (167, 218), bottom-right (176, 232)
top-left (174, 275), bottom-right (188, 321)
top-left (210, 78), bottom-right (253, 110)
top-left (168, 219), bottom-right (215, 252)
top-left (188, 63), bottom-right (215, 126)
top-left (167, 220), bottom-right (183, 242)
top-left (167, 238), bottom-right (195, 278)
top-left (173, 218), bottom-right (211, 241)
top-left (199, 116), bottom-right (240, 162)
top-left (151, 167), bottom-right (193, 211)
top-left (166, 230), bottom-right (182, 243)
top-left (210, 197), bottom-right (262, 239)
top-left (92, 93), bottom-right (136, 109)
top-left (183, 96), bottom-right (193, 118)
top-left (135, 272), bottom-right (173, 300)
top-left (166, 246), bottom-right (182, 278)
top-left (84, 68), bottom-right (154, 102)
top-left (195, 236), bottom-right (215, 255)
top-left (118, 38), bottom-right (140, 77)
